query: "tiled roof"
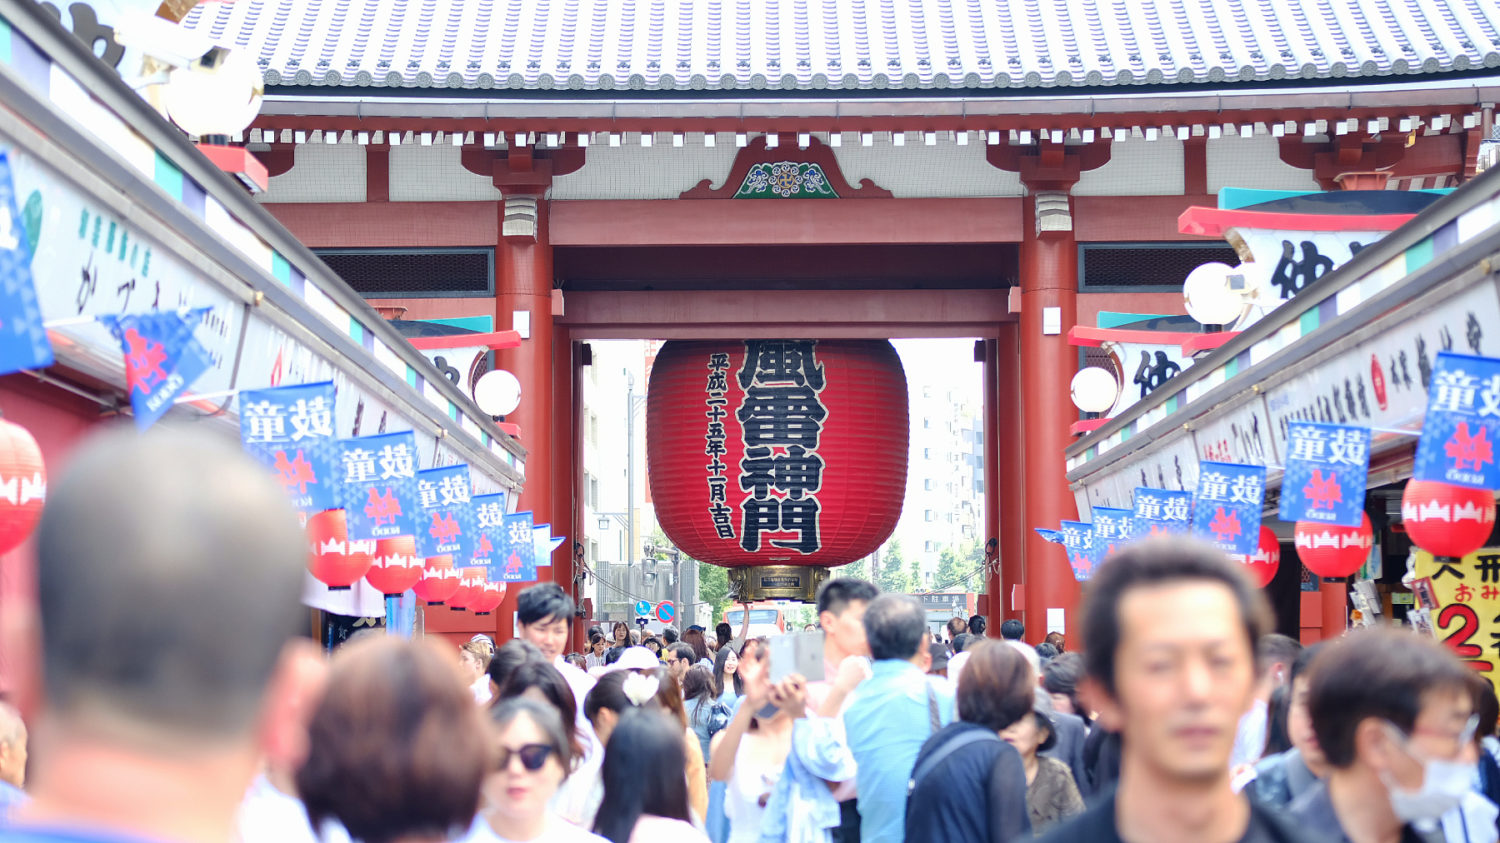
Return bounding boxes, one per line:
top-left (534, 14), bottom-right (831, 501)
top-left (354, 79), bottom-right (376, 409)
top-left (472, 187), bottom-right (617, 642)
top-left (185, 0), bottom-right (1500, 94)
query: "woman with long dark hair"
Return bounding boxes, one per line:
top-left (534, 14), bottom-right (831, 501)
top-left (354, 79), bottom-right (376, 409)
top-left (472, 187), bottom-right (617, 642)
top-left (681, 629), bottom-right (711, 665)
top-left (711, 646), bottom-right (740, 702)
top-left (593, 709), bottom-right (709, 843)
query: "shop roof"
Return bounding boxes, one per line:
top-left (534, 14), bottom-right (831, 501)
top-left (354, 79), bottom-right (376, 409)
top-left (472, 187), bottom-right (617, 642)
top-left (183, 0), bottom-right (1500, 95)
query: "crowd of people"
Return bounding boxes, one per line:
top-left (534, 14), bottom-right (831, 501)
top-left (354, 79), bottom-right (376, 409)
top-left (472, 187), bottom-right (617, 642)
top-left (1, 426), bottom-right (1498, 843)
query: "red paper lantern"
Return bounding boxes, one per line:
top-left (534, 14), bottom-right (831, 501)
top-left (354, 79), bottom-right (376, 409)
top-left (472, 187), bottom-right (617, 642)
top-left (470, 581), bottom-right (507, 615)
top-left (1294, 513), bottom-right (1374, 578)
top-left (412, 555), bottom-right (461, 605)
top-left (0, 418), bottom-right (45, 555)
top-left (646, 340), bottom-right (907, 599)
top-left (1402, 480), bottom-right (1496, 560)
top-left (1233, 526), bottom-right (1281, 588)
top-left (306, 509), bottom-right (375, 589)
top-left (364, 536), bottom-right (423, 596)
top-left (447, 570), bottom-right (483, 611)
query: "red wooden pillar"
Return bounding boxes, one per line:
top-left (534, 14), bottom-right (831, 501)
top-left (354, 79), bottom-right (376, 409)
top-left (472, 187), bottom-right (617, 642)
top-left (1018, 195), bottom-right (1082, 642)
top-left (551, 330), bottom-right (586, 653)
top-left (996, 322), bottom-right (1026, 626)
top-left (486, 155), bottom-right (556, 642)
top-left (982, 338), bottom-right (1001, 626)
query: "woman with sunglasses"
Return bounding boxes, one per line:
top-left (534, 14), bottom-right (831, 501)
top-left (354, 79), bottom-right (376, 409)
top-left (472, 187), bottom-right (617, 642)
top-left (464, 698), bottom-right (610, 843)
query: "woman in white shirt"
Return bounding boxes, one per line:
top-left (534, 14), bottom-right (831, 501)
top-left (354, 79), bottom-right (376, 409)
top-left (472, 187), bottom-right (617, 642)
top-left (465, 698), bottom-right (611, 843)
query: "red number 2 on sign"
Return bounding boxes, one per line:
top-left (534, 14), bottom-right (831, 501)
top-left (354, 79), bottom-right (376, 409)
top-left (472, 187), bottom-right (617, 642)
top-left (1437, 603), bottom-right (1495, 673)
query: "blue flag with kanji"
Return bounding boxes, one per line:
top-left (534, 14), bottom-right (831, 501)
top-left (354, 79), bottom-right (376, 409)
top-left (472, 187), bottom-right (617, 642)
top-left (497, 511), bottom-right (537, 583)
top-left (96, 308), bottom-right (213, 430)
top-left (1279, 421), bottom-right (1371, 527)
top-left (338, 431), bottom-right (420, 541)
top-left (415, 465), bottom-right (477, 561)
top-left (1414, 352), bottom-right (1500, 490)
top-left (467, 492), bottom-right (508, 569)
top-left (1133, 487), bottom-right (1193, 536)
top-left (1192, 461), bottom-right (1266, 556)
top-left (533, 524), bottom-right (563, 568)
top-left (1092, 507), bottom-right (1136, 558)
top-left (239, 382), bottom-right (339, 512)
top-left (1060, 520), bottom-right (1099, 581)
top-left (0, 152), bottom-right (52, 377)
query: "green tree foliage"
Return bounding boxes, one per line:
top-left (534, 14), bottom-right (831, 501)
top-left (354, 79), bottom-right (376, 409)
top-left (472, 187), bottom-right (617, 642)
top-left (876, 540), bottom-right (911, 593)
top-left (934, 547), bottom-right (965, 591)
top-left (697, 559), bottom-right (730, 623)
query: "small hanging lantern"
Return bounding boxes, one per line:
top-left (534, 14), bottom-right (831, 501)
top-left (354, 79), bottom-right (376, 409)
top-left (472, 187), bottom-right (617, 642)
top-left (364, 535), bottom-right (423, 596)
top-left (0, 418), bottom-right (45, 555)
top-left (306, 509), bottom-right (375, 589)
top-left (447, 569), bottom-right (483, 612)
top-left (1233, 525), bottom-right (1280, 588)
top-left (470, 581), bottom-right (507, 615)
top-left (1401, 480), bottom-right (1496, 561)
top-left (1294, 513), bottom-right (1374, 579)
top-left (412, 555), bottom-right (461, 605)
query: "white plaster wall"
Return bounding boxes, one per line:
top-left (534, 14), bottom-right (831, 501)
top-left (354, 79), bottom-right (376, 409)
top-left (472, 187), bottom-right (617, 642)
top-left (1207, 135), bottom-right (1321, 193)
top-left (1074, 137), bottom-right (1184, 196)
top-left (260, 143), bottom-right (366, 203)
top-left (389, 144), bottom-right (502, 201)
top-left (830, 132), bottom-right (1023, 197)
top-left (550, 133), bottom-right (740, 200)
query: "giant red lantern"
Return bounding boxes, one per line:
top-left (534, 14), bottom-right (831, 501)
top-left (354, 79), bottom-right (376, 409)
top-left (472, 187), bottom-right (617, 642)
top-left (1294, 513), bottom-right (1374, 578)
top-left (1402, 480), bottom-right (1496, 560)
top-left (470, 581), bottom-right (507, 615)
top-left (364, 536), bottom-right (424, 596)
top-left (0, 418), bottom-right (45, 555)
top-left (646, 340), bottom-right (908, 602)
top-left (1234, 526), bottom-right (1281, 588)
top-left (412, 555), bottom-right (461, 605)
top-left (307, 509), bottom-right (375, 589)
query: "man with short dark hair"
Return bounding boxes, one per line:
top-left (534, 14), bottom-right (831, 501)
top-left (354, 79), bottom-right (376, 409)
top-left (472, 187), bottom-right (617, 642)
top-left (999, 618), bottom-right (1023, 641)
top-left (516, 582), bottom-right (594, 725)
top-left (1037, 537), bottom-right (1305, 843)
top-left (662, 627), bottom-right (680, 645)
top-left (1, 426), bottom-right (318, 843)
top-left (1288, 628), bottom-right (1486, 843)
top-left (1232, 633), bottom-right (1304, 768)
top-left (666, 643), bottom-right (696, 683)
top-left (843, 593), bottom-right (954, 843)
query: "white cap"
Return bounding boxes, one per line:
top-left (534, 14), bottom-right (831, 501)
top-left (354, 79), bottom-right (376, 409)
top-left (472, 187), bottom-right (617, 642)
top-left (609, 646), bottom-right (662, 673)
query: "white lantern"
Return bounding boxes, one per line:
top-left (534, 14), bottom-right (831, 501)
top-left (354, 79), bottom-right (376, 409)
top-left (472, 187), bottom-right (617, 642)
top-left (472, 369), bottom-right (522, 417)
top-left (1070, 367), bottom-right (1119, 414)
top-left (1183, 262), bottom-right (1247, 326)
top-left (162, 48), bottom-right (264, 139)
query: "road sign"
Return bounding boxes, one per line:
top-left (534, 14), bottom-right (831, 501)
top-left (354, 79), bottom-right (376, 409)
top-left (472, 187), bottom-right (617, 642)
top-left (634, 599), bottom-right (652, 617)
top-left (656, 601), bottom-right (677, 625)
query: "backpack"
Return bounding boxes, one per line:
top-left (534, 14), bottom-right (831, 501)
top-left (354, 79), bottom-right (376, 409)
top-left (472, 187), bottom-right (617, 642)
top-left (706, 700), bottom-right (733, 735)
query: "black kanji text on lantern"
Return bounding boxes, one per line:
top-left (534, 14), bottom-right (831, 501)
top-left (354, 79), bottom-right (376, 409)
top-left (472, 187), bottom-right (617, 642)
top-left (734, 341), bottom-right (828, 555)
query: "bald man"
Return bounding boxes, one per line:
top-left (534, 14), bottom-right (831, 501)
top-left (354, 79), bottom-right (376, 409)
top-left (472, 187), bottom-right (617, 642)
top-left (0, 702), bottom-right (26, 819)
top-left (2, 425), bottom-right (317, 843)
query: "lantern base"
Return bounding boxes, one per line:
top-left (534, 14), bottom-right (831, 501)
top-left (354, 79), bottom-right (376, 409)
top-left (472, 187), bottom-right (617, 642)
top-left (728, 565), bottom-right (830, 603)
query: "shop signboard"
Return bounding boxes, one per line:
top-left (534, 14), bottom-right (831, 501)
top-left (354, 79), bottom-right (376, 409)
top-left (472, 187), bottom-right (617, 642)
top-left (1192, 396), bottom-right (1280, 468)
top-left (1413, 351), bottom-right (1500, 490)
top-left (1263, 283), bottom-right (1500, 468)
top-left (1412, 547), bottom-right (1500, 688)
top-left (497, 512), bottom-right (537, 583)
top-left (1133, 488), bottom-right (1193, 536)
top-left (1060, 520), bottom-right (1099, 581)
top-left (338, 431), bottom-right (420, 541)
top-left (239, 381), bottom-right (340, 512)
top-left (1278, 422), bottom-right (1372, 527)
top-left (1091, 507), bottom-right (1136, 556)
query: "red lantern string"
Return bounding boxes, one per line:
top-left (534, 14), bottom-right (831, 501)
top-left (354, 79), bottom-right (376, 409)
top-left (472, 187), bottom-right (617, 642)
top-left (470, 581), bottom-right (507, 615)
top-left (365, 536), bottom-right (423, 596)
top-left (1232, 526), bottom-right (1280, 588)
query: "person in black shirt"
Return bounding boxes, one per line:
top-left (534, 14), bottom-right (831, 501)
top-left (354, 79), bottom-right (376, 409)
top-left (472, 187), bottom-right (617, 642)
top-left (1036, 537), bottom-right (1309, 843)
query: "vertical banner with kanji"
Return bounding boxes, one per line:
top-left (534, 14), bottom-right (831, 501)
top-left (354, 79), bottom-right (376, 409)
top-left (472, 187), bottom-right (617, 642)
top-left (415, 465), bottom-right (477, 561)
top-left (1192, 461), bottom-right (1266, 556)
top-left (468, 492), bottom-right (508, 569)
top-left (1279, 422), bottom-right (1372, 527)
top-left (338, 431), bottom-right (419, 541)
top-left (497, 512), bottom-right (537, 583)
top-left (1091, 507), bottom-right (1136, 558)
top-left (1414, 352), bottom-right (1500, 490)
top-left (1411, 546), bottom-right (1500, 688)
top-left (532, 524), bottom-right (562, 568)
top-left (1060, 520), bottom-right (1098, 581)
top-left (0, 151), bottom-right (53, 377)
top-left (239, 382), bottom-right (339, 512)
top-left (1133, 488), bottom-right (1193, 536)
top-left (97, 307), bottom-right (214, 430)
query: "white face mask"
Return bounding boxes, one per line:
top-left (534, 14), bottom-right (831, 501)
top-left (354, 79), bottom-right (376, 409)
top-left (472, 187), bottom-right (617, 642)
top-left (1381, 719), bottom-right (1479, 825)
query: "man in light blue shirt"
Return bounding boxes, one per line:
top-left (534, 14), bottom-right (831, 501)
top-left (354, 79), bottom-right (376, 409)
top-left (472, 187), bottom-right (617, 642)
top-left (842, 594), bottom-right (955, 843)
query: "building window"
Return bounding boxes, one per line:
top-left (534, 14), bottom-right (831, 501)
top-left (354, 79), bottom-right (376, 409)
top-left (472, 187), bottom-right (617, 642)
top-left (923, 448), bottom-right (931, 459)
top-left (924, 478), bottom-right (934, 491)
top-left (923, 417), bottom-right (930, 429)
top-left (589, 475), bottom-right (600, 509)
top-left (924, 510), bottom-right (934, 522)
